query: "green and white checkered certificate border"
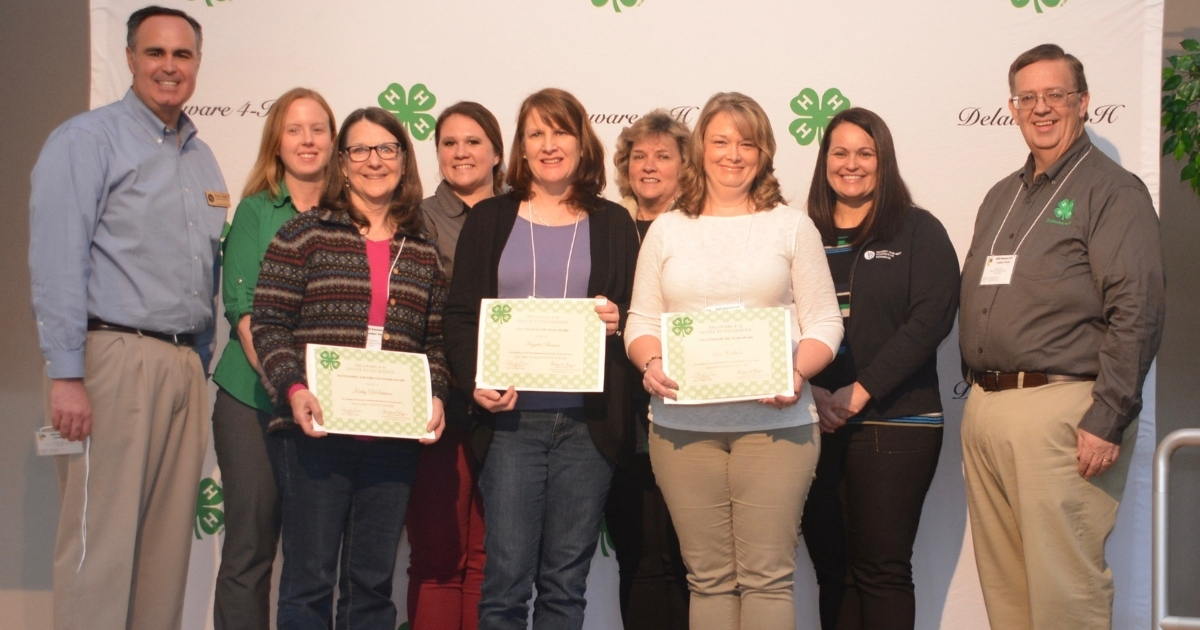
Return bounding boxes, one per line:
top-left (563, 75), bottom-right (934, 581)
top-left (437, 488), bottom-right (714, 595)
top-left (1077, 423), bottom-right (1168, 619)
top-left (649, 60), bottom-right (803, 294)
top-left (305, 343), bottom-right (433, 439)
top-left (476, 298), bottom-right (606, 392)
top-left (661, 307), bottom-right (794, 404)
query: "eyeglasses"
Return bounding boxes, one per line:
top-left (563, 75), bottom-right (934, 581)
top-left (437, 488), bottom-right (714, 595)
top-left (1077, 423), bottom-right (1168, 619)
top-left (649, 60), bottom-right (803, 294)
top-left (343, 143), bottom-right (402, 162)
top-left (1010, 90), bottom-right (1080, 110)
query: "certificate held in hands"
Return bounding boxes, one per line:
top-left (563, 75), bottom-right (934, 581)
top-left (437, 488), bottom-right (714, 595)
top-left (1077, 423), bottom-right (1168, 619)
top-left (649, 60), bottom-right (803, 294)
top-left (305, 343), bottom-right (436, 439)
top-left (476, 298), bottom-right (607, 392)
top-left (661, 307), bottom-right (794, 404)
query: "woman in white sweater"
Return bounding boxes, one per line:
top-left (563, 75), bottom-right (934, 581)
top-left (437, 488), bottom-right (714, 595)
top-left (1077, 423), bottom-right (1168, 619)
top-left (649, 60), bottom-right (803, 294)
top-left (624, 92), bottom-right (843, 630)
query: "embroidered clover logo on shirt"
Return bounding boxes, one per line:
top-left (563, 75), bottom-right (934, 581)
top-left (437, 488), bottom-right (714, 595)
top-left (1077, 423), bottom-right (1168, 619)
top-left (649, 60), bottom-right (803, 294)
top-left (1047, 198), bottom-right (1076, 225)
top-left (864, 250), bottom-right (902, 260)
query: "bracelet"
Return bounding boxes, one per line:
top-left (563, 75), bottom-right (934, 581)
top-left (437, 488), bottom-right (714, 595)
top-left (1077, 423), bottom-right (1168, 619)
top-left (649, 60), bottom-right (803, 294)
top-left (643, 355), bottom-right (662, 374)
top-left (794, 367), bottom-right (806, 380)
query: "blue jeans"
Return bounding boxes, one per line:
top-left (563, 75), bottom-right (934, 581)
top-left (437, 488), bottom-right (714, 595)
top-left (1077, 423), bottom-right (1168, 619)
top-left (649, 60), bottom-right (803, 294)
top-left (477, 408), bottom-right (615, 630)
top-left (275, 432), bottom-right (421, 630)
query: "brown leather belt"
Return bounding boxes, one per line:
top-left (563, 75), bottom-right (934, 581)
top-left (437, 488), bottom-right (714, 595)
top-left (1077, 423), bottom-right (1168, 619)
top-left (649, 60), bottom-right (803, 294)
top-left (969, 370), bottom-right (1095, 392)
top-left (87, 319), bottom-right (198, 347)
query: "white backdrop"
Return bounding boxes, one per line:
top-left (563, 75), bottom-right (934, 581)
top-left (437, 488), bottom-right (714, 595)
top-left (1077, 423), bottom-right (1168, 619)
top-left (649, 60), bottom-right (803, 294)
top-left (87, 1), bottom-right (1164, 628)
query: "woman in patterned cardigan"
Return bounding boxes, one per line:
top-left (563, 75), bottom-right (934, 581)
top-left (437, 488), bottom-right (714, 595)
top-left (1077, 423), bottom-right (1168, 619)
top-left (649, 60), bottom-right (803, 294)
top-left (252, 107), bottom-right (447, 630)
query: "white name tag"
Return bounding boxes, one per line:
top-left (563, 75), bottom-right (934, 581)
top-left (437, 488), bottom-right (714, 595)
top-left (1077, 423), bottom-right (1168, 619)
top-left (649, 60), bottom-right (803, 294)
top-left (366, 325), bottom-right (385, 351)
top-left (980, 255), bottom-right (1017, 286)
top-left (705, 303), bottom-right (746, 312)
top-left (35, 427), bottom-right (84, 456)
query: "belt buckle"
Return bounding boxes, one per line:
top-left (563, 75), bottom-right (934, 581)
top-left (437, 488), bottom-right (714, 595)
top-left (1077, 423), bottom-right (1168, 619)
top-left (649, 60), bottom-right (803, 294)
top-left (982, 370), bottom-right (1001, 392)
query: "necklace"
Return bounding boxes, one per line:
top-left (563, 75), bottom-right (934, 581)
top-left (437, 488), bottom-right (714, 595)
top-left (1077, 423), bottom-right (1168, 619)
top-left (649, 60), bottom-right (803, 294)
top-left (528, 200), bottom-right (552, 226)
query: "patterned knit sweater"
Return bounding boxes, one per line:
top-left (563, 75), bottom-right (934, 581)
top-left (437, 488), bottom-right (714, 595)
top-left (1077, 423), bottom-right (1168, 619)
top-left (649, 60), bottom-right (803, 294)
top-left (252, 208), bottom-right (450, 418)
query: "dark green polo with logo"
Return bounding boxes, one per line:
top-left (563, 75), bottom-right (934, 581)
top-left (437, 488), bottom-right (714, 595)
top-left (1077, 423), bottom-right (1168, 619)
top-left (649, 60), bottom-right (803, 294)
top-left (959, 132), bottom-right (1164, 443)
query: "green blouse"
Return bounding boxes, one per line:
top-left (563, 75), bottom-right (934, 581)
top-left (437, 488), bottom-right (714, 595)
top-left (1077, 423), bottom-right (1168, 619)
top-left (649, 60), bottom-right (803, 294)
top-left (212, 182), bottom-right (301, 412)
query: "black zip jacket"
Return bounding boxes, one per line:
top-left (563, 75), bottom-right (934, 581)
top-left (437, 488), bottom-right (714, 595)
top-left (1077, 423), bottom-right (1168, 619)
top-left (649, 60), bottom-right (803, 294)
top-left (810, 208), bottom-right (960, 420)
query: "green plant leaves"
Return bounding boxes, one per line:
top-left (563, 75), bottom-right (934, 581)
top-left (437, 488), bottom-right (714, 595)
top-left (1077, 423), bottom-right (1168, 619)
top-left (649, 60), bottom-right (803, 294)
top-left (1163, 45), bottom-right (1200, 194)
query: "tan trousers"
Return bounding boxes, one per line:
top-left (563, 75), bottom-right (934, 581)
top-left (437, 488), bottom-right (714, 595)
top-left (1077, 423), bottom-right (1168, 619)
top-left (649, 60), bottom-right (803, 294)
top-left (961, 382), bottom-right (1136, 630)
top-left (649, 422), bottom-right (820, 630)
top-left (50, 331), bottom-right (209, 630)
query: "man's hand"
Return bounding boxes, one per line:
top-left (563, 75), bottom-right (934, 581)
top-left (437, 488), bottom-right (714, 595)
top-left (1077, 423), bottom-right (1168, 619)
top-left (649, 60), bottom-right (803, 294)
top-left (51, 378), bottom-right (92, 442)
top-left (1077, 428), bottom-right (1120, 480)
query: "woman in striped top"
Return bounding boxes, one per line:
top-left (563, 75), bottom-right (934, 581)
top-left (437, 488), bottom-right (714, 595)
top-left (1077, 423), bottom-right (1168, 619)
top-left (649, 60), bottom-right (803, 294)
top-left (800, 107), bottom-right (960, 630)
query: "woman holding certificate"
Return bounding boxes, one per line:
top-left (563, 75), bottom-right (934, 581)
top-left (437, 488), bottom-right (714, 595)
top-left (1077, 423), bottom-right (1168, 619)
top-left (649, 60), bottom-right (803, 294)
top-left (253, 107), bottom-right (448, 629)
top-left (443, 88), bottom-right (640, 630)
top-left (406, 101), bottom-right (503, 630)
top-left (799, 108), bottom-right (959, 630)
top-left (624, 92), bottom-right (843, 630)
top-left (211, 88), bottom-right (335, 629)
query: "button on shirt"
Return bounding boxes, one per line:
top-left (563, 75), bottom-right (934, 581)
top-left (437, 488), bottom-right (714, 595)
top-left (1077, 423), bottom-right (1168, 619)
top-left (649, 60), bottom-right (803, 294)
top-left (30, 89), bottom-right (227, 379)
top-left (959, 132), bottom-right (1164, 443)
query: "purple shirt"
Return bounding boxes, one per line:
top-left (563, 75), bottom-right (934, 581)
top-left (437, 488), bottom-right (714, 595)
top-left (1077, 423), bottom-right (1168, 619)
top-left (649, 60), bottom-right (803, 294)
top-left (498, 215), bottom-right (591, 410)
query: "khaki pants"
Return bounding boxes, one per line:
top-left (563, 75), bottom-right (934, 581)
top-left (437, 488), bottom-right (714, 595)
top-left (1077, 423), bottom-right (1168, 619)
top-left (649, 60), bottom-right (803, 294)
top-left (961, 382), bottom-right (1136, 630)
top-left (649, 422), bottom-right (819, 630)
top-left (50, 331), bottom-right (209, 630)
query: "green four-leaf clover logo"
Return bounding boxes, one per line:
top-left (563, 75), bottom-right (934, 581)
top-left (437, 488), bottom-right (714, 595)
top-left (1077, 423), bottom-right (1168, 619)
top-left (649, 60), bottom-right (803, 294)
top-left (490, 304), bottom-right (513, 324)
top-left (789, 88), bottom-right (851, 147)
top-left (1012, 0), bottom-right (1062, 13)
top-left (1053, 198), bottom-right (1074, 221)
top-left (194, 478), bottom-right (224, 539)
top-left (671, 316), bottom-right (694, 337)
top-left (379, 83), bottom-right (438, 141)
top-left (591, 0), bottom-right (642, 12)
top-left (320, 350), bottom-right (341, 370)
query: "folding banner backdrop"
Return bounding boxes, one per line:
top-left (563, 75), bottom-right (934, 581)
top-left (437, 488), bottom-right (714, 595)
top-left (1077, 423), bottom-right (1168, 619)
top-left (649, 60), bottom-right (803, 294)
top-left (83, 1), bottom-right (1165, 628)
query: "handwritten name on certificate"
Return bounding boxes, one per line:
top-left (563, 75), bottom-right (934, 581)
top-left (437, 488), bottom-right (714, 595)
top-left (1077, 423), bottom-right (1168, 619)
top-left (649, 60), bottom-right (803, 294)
top-left (661, 307), bottom-right (794, 404)
top-left (305, 344), bottom-right (435, 439)
top-left (476, 298), bottom-right (606, 392)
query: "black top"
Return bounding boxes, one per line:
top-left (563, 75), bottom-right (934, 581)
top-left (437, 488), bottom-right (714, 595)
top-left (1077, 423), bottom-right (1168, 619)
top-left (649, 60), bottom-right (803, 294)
top-left (809, 208), bottom-right (960, 421)
top-left (443, 192), bottom-right (642, 462)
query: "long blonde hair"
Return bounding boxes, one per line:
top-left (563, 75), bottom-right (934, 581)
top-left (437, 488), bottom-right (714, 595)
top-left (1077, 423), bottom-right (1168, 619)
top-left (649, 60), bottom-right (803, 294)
top-left (242, 88), bottom-right (337, 200)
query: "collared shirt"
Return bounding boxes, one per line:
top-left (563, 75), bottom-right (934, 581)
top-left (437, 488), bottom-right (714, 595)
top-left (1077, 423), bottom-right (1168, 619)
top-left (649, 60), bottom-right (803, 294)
top-left (212, 182), bottom-right (300, 412)
top-left (419, 181), bottom-right (471, 282)
top-left (30, 88), bottom-right (227, 378)
top-left (959, 132), bottom-right (1164, 442)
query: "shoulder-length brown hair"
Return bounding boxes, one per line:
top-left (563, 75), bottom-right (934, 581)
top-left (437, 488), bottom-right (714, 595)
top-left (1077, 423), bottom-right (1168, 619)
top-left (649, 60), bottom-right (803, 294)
top-left (436, 101), bottom-right (505, 196)
top-left (323, 107), bottom-right (424, 235)
top-left (612, 109), bottom-right (691, 200)
top-left (806, 107), bottom-right (912, 247)
top-left (505, 88), bottom-right (606, 210)
top-left (675, 92), bottom-right (784, 217)
top-left (242, 88), bottom-right (337, 200)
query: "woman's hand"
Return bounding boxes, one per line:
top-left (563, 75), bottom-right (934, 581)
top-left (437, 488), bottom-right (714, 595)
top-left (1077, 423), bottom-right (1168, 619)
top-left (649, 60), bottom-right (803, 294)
top-left (420, 397), bottom-right (446, 445)
top-left (289, 388), bottom-right (327, 437)
top-left (474, 386), bottom-right (518, 413)
top-left (643, 358), bottom-right (679, 401)
top-left (594, 296), bottom-right (619, 336)
top-left (830, 382), bottom-right (870, 420)
top-left (812, 386), bottom-right (845, 433)
top-left (760, 370), bottom-right (802, 410)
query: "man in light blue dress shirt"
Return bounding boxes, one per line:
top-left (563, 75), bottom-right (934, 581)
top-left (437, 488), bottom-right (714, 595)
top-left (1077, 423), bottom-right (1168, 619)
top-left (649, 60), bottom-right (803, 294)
top-left (28, 6), bottom-right (227, 629)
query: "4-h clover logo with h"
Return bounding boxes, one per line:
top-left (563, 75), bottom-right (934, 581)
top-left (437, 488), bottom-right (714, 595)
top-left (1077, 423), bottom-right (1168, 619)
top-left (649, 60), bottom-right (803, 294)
top-left (320, 350), bottom-right (341, 370)
top-left (194, 477), bottom-right (224, 539)
top-left (379, 83), bottom-right (438, 141)
top-left (590, 0), bottom-right (643, 12)
top-left (490, 304), bottom-right (513, 324)
top-left (789, 88), bottom-right (851, 147)
top-left (1049, 198), bottom-right (1075, 224)
top-left (671, 316), bottom-right (694, 337)
top-left (1011, 0), bottom-right (1062, 13)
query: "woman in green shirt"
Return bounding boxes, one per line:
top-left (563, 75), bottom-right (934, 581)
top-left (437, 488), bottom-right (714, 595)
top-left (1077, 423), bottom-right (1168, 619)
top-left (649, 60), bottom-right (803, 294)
top-left (210, 87), bottom-right (337, 630)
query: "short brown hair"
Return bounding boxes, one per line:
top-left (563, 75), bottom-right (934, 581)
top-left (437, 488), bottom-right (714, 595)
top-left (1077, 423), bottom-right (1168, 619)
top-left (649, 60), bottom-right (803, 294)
top-left (127, 5), bottom-right (202, 51)
top-left (612, 110), bottom-right (691, 200)
top-left (1008, 43), bottom-right (1088, 95)
top-left (505, 88), bottom-right (606, 210)
top-left (323, 108), bottom-right (424, 235)
top-left (243, 88), bottom-right (337, 200)
top-left (435, 101), bottom-right (505, 196)
top-left (675, 92), bottom-right (784, 217)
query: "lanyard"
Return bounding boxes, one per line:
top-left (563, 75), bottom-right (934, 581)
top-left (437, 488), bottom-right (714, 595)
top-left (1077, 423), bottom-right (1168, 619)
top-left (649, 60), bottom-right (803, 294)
top-left (528, 203), bottom-right (581, 299)
top-left (988, 146), bottom-right (1092, 257)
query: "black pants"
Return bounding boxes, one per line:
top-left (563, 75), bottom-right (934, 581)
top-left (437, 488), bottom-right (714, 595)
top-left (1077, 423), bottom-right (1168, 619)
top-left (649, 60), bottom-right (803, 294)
top-left (801, 423), bottom-right (943, 630)
top-left (604, 452), bottom-right (690, 630)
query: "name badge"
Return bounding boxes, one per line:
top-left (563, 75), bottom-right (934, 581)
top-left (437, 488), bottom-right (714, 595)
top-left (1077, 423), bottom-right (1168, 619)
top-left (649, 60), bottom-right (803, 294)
top-left (35, 427), bottom-right (84, 456)
top-left (366, 325), bottom-right (385, 351)
top-left (980, 255), bottom-right (1017, 286)
top-left (206, 191), bottom-right (231, 208)
top-left (705, 303), bottom-right (746, 312)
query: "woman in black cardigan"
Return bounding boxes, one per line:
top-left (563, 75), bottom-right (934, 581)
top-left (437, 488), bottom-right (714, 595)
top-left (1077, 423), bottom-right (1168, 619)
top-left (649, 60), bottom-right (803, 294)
top-left (799, 108), bottom-right (960, 630)
top-left (442, 88), bottom-right (640, 630)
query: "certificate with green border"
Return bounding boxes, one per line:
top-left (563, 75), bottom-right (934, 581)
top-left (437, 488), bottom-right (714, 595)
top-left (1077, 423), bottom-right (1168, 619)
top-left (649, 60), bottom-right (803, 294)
top-left (661, 307), bottom-right (794, 404)
top-left (304, 343), bottom-right (435, 439)
top-left (476, 298), bottom-right (606, 392)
